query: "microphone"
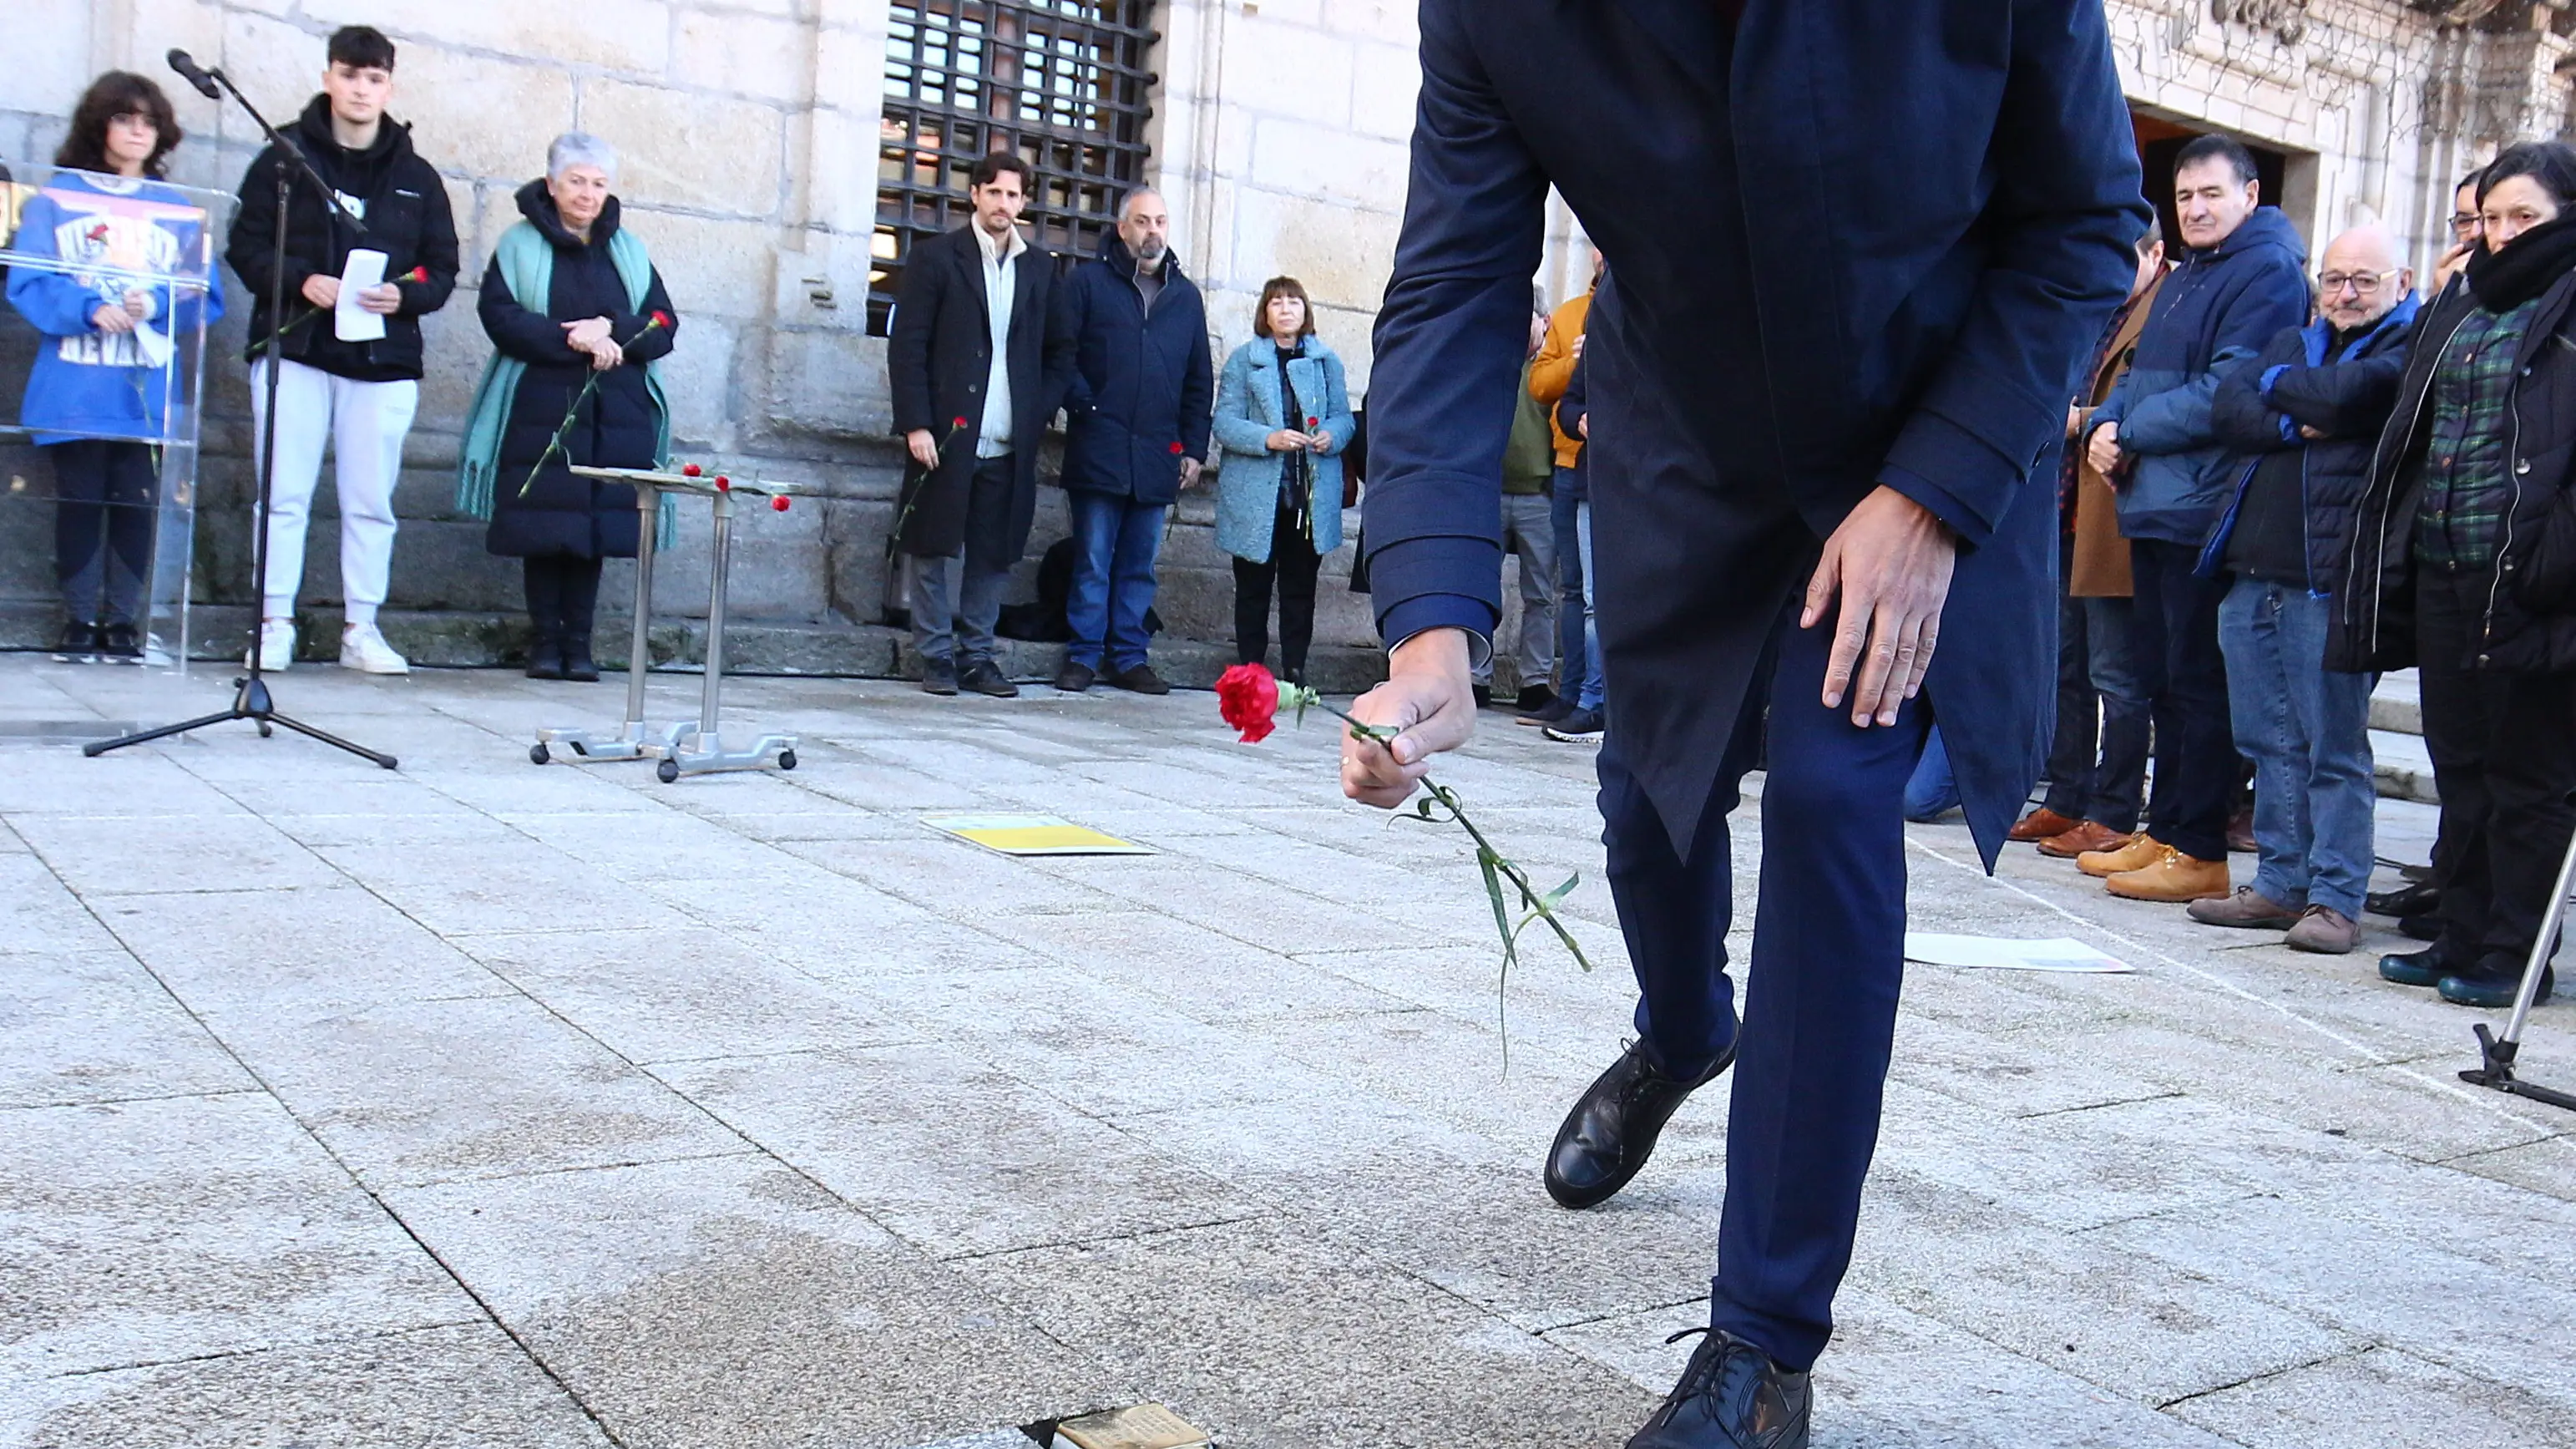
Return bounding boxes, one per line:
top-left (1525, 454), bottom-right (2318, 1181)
top-left (166, 50), bottom-right (222, 101)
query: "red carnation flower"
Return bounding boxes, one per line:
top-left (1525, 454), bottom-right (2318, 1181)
top-left (650, 310), bottom-right (674, 330)
top-left (1215, 663), bottom-right (1282, 745)
top-left (85, 223), bottom-right (109, 243)
top-left (714, 475), bottom-right (731, 491)
top-left (1168, 441), bottom-right (1186, 455)
top-left (401, 266), bottom-right (429, 284)
top-left (952, 416), bottom-right (969, 429)
top-left (771, 494), bottom-right (791, 512)
top-left (1306, 416), bottom-right (1319, 429)
top-left (681, 463), bottom-right (702, 477)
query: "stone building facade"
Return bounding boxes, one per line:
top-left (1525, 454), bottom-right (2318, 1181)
top-left (3, 1), bottom-right (2573, 679)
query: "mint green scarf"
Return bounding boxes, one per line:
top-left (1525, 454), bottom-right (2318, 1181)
top-left (456, 220), bottom-right (675, 545)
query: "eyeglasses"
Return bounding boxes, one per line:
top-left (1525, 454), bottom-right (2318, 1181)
top-left (2317, 267), bottom-right (2400, 295)
top-left (2451, 213), bottom-right (2482, 231)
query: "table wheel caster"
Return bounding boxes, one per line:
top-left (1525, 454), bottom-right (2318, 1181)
top-left (657, 758), bottom-right (681, 783)
top-left (777, 749), bottom-right (797, 771)
top-left (530, 742), bottom-right (551, 765)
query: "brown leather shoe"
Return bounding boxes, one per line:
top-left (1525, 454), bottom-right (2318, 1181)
top-left (2285, 904), bottom-right (2361, 955)
top-left (2040, 821), bottom-right (2131, 859)
top-left (2105, 847), bottom-right (2232, 902)
top-left (2078, 833), bottom-right (2167, 879)
top-left (2187, 886), bottom-right (2304, 930)
top-left (2009, 807), bottom-right (2081, 844)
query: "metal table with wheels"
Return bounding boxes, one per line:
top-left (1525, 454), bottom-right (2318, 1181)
top-left (531, 467), bottom-right (798, 782)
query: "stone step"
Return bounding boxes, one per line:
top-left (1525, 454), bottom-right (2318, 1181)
top-left (2371, 727), bottom-right (2438, 805)
top-left (2369, 668), bottom-right (2422, 735)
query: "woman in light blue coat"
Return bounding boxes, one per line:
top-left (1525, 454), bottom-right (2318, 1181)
top-left (1212, 276), bottom-right (1354, 684)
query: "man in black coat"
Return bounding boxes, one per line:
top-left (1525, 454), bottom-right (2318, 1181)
top-left (887, 152), bottom-right (1068, 698)
top-left (1340, 4), bottom-right (2146, 1443)
top-left (1045, 190), bottom-right (1213, 695)
top-left (225, 25), bottom-right (459, 676)
top-left (2194, 226), bottom-right (2418, 955)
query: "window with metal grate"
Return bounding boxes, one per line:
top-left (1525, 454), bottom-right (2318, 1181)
top-left (873, 0), bottom-right (1161, 335)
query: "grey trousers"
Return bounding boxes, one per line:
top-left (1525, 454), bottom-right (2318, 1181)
top-left (910, 551), bottom-right (1010, 666)
top-left (1477, 489), bottom-right (1559, 687)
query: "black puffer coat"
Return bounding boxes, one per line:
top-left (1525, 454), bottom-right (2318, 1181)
top-left (2330, 271), bottom-right (2576, 676)
top-left (477, 181), bottom-right (676, 560)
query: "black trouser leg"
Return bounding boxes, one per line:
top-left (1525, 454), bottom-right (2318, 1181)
top-left (524, 556), bottom-right (569, 640)
top-left (51, 440), bottom-right (111, 624)
top-left (2042, 550), bottom-right (2099, 818)
top-left (2132, 539), bottom-right (2234, 860)
top-left (1232, 554), bottom-right (1278, 666)
top-left (1275, 529), bottom-right (1323, 680)
top-left (559, 556), bottom-right (605, 648)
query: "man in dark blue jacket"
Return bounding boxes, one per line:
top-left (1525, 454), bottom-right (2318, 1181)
top-left (1340, 3), bottom-right (2145, 1443)
top-left (1047, 190), bottom-right (1214, 695)
top-left (2193, 227), bottom-right (2417, 955)
top-left (2081, 135), bottom-right (2310, 902)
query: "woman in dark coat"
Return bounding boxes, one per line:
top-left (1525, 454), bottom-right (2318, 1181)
top-left (2334, 141), bottom-right (2576, 1007)
top-left (460, 132), bottom-right (676, 681)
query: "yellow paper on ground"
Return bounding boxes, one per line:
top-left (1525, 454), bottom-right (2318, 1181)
top-left (923, 813), bottom-right (1154, 856)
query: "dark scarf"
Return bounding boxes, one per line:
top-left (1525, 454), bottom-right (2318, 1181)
top-left (2467, 211), bottom-right (2576, 312)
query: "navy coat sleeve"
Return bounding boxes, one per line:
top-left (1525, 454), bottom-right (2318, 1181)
top-left (1182, 299), bottom-right (1215, 464)
top-left (1358, 0), bottom-right (1552, 649)
top-left (1873, 0), bottom-right (2152, 547)
top-left (477, 254), bottom-right (583, 367)
top-left (2207, 327), bottom-right (2307, 453)
top-left (2268, 348), bottom-right (2409, 438)
top-left (1556, 357), bottom-right (1587, 443)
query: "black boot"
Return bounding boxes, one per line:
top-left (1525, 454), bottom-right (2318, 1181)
top-left (525, 634), bottom-right (566, 681)
top-left (563, 631), bottom-right (600, 683)
top-left (1546, 1041), bottom-right (1733, 1209)
top-left (1627, 1329), bottom-right (1810, 1449)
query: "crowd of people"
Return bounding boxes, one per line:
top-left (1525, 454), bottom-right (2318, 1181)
top-left (1915, 132), bottom-right (2576, 1011)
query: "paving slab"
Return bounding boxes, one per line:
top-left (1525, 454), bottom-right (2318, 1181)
top-left (0, 1094), bottom-right (475, 1380)
top-left (0, 951), bottom-right (251, 1108)
top-left (2167, 1345), bottom-right (2576, 1449)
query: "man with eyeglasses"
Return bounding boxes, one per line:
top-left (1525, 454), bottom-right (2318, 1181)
top-left (2191, 227), bottom-right (2420, 954)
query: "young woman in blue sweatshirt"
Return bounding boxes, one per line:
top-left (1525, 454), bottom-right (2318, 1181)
top-left (6, 72), bottom-right (225, 661)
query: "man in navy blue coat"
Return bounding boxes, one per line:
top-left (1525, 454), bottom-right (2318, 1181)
top-left (1340, 3), bottom-right (2148, 1442)
top-left (1047, 189), bottom-right (1214, 696)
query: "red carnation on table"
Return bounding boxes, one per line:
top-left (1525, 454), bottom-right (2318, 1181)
top-left (771, 494), bottom-right (792, 512)
top-left (681, 463), bottom-right (702, 477)
top-left (1214, 662), bottom-right (1592, 1066)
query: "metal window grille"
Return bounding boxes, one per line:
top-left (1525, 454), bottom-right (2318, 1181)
top-left (873, 0), bottom-right (1160, 333)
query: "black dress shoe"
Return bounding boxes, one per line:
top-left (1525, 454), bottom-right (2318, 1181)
top-left (959, 658), bottom-right (1020, 697)
top-left (2401, 913), bottom-right (2444, 942)
top-left (525, 638), bottom-right (565, 681)
top-left (1108, 662), bottom-right (1171, 695)
top-left (2366, 881), bottom-right (2442, 919)
top-left (1627, 1329), bottom-right (1809, 1449)
top-left (920, 658), bottom-right (959, 696)
top-left (2379, 946), bottom-right (2448, 988)
top-left (53, 621), bottom-right (100, 662)
top-left (1055, 661), bottom-right (1096, 692)
top-left (563, 636), bottom-right (601, 683)
top-left (1546, 1041), bottom-right (1733, 1209)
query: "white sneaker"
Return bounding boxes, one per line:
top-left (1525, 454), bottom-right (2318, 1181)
top-left (339, 622), bottom-right (411, 675)
top-left (249, 617), bottom-right (296, 671)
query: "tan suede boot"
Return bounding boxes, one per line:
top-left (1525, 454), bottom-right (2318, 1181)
top-left (2077, 833), bottom-right (2166, 879)
top-left (2104, 846), bottom-right (2233, 902)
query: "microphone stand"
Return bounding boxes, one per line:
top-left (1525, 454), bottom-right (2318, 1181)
top-left (89, 61), bottom-right (397, 768)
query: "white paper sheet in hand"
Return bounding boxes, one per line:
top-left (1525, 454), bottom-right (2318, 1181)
top-left (1903, 933), bottom-right (2132, 973)
top-left (334, 247), bottom-right (389, 342)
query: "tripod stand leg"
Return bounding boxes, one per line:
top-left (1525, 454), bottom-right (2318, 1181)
top-left (263, 711), bottom-right (397, 769)
top-left (84, 706), bottom-right (245, 757)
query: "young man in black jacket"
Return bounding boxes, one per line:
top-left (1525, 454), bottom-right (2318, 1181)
top-left (225, 25), bottom-right (458, 674)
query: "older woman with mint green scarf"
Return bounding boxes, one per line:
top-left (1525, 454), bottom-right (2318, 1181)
top-left (458, 132), bottom-right (676, 681)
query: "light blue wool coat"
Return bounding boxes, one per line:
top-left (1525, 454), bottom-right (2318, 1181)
top-left (1211, 333), bottom-right (1354, 563)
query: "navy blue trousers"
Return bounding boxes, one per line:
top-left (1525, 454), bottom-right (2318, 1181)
top-left (1599, 598), bottom-right (1927, 1372)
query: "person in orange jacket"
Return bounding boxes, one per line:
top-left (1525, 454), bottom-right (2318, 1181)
top-left (1519, 248), bottom-right (1601, 727)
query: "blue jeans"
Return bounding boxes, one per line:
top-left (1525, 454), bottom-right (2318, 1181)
top-left (1575, 498), bottom-right (1605, 712)
top-left (2218, 578), bottom-right (2377, 917)
top-left (1551, 471), bottom-right (1597, 702)
top-left (1065, 490), bottom-right (1166, 672)
top-left (1905, 725), bottom-right (1961, 821)
top-left (1600, 593), bottom-right (1929, 1370)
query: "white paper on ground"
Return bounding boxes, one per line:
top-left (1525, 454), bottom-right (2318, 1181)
top-left (333, 247), bottom-right (389, 342)
top-left (1903, 932), bottom-right (2133, 973)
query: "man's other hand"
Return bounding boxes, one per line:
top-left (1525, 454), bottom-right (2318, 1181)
top-left (1343, 628), bottom-right (1477, 808)
top-left (1802, 485), bottom-right (1956, 728)
top-left (2084, 420), bottom-right (2123, 479)
top-left (906, 428), bottom-right (940, 469)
